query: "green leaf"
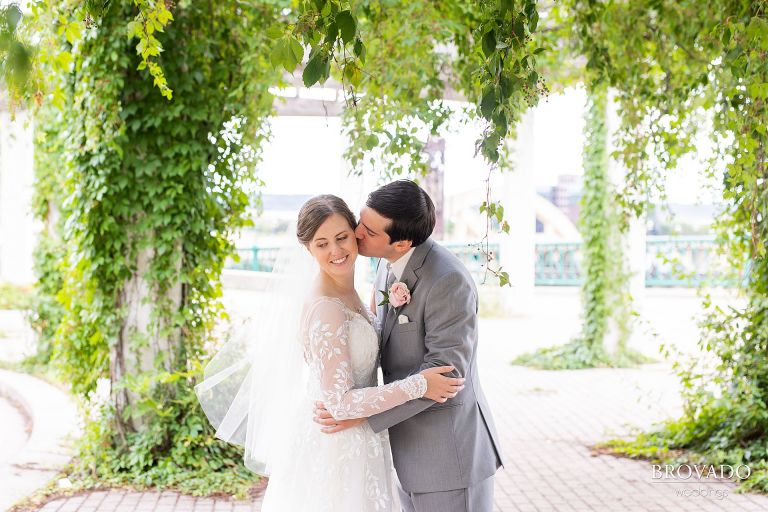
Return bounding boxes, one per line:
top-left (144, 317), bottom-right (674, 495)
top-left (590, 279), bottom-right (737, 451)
top-left (354, 39), bottom-right (366, 64)
top-left (266, 26), bottom-right (283, 39)
top-left (303, 52), bottom-right (327, 87)
top-left (289, 38), bottom-right (304, 65)
top-left (365, 134), bottom-right (379, 150)
top-left (324, 22), bottom-right (338, 45)
top-left (721, 26), bottom-right (731, 46)
top-left (321, 0), bottom-right (332, 17)
top-left (5, 4), bottom-right (22, 31)
top-left (530, 11), bottom-right (539, 32)
top-left (283, 44), bottom-right (299, 72)
top-left (494, 111), bottom-right (508, 138)
top-left (482, 141), bottom-right (499, 163)
top-left (499, 76), bottom-right (513, 99)
top-left (344, 62), bottom-right (362, 87)
top-left (480, 86), bottom-right (496, 120)
top-left (482, 29), bottom-right (496, 58)
top-left (513, 19), bottom-right (525, 41)
top-left (336, 11), bottom-right (357, 45)
top-left (269, 39), bottom-right (287, 69)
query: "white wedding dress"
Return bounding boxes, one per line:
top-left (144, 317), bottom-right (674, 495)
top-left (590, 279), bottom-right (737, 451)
top-left (260, 296), bottom-right (427, 512)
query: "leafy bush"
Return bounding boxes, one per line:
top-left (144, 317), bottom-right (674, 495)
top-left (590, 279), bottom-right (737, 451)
top-left (0, 283), bottom-right (33, 310)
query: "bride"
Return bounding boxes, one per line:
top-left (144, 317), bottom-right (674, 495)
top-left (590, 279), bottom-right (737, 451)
top-left (196, 194), bottom-right (465, 511)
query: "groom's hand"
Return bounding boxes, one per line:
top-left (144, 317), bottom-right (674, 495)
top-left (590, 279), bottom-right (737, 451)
top-left (313, 402), bottom-right (365, 434)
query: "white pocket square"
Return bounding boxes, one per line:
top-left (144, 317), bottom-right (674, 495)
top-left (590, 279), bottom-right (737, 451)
top-left (398, 314), bottom-right (409, 324)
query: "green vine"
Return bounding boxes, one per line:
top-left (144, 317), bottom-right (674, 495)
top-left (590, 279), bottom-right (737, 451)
top-left (0, 2), bottom-right (33, 110)
top-left (513, 81), bottom-right (647, 369)
top-left (8, 0), bottom-right (548, 498)
top-left (574, 0), bottom-right (768, 492)
top-left (25, 0), bottom-right (281, 495)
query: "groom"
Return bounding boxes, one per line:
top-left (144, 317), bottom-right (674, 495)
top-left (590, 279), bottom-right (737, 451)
top-left (314, 180), bottom-right (504, 511)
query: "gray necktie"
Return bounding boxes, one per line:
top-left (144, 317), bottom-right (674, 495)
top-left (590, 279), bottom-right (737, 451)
top-left (385, 263), bottom-right (396, 316)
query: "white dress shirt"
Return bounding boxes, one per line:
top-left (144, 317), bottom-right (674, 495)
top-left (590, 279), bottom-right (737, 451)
top-left (388, 247), bottom-right (416, 281)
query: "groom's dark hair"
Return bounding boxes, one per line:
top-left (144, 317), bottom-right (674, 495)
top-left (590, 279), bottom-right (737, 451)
top-left (366, 180), bottom-right (435, 246)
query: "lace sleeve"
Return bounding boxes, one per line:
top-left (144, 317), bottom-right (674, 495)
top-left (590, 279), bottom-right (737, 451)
top-left (306, 298), bottom-right (427, 420)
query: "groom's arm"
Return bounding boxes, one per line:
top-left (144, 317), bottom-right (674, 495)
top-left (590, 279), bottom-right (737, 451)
top-left (366, 271), bottom-right (476, 434)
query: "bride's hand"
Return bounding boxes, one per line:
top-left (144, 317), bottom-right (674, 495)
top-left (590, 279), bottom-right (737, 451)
top-left (419, 366), bottom-right (465, 403)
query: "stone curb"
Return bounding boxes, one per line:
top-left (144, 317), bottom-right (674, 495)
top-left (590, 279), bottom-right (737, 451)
top-left (0, 369), bottom-right (79, 511)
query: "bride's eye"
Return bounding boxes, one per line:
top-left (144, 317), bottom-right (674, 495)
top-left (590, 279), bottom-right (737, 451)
top-left (317, 242), bottom-right (327, 248)
top-left (336, 235), bottom-right (348, 242)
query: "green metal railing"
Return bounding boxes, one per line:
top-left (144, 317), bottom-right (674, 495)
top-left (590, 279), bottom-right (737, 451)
top-left (645, 236), bottom-right (725, 287)
top-left (229, 243), bottom-right (501, 284)
top-left (229, 246), bottom-right (282, 272)
top-left (442, 242), bottom-right (501, 283)
top-left (533, 235), bottom-right (734, 287)
top-left (230, 236), bottom-right (733, 287)
top-left (534, 241), bottom-right (582, 286)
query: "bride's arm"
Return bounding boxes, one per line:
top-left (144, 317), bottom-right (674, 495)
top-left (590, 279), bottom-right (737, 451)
top-left (308, 299), bottom-right (441, 420)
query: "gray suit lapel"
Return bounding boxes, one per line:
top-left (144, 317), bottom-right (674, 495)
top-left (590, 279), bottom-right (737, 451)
top-left (381, 238), bottom-right (435, 346)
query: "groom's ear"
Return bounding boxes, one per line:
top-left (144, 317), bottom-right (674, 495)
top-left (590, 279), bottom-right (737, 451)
top-left (392, 240), bottom-right (413, 253)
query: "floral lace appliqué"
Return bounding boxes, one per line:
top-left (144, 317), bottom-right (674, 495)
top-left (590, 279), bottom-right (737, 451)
top-left (304, 297), bottom-right (426, 421)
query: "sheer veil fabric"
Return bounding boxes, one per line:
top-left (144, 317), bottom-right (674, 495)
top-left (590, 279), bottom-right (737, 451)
top-left (195, 245), bottom-right (315, 476)
top-left (196, 244), bottom-right (415, 511)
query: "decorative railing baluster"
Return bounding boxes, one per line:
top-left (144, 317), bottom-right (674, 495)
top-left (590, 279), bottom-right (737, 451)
top-left (228, 236), bottom-right (737, 287)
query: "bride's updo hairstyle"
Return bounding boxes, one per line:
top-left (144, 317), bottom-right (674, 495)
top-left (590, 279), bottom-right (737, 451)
top-left (296, 195), bottom-right (357, 245)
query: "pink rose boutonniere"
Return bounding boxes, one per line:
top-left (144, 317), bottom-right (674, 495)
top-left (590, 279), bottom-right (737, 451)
top-left (379, 281), bottom-right (411, 311)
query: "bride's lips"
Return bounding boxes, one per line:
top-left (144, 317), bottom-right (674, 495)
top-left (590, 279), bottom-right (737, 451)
top-left (329, 255), bottom-right (350, 266)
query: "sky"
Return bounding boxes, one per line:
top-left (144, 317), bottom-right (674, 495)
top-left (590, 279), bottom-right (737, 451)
top-left (257, 87), bottom-right (720, 207)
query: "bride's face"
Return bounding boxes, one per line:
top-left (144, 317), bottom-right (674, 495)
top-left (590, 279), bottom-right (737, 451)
top-left (308, 213), bottom-right (358, 278)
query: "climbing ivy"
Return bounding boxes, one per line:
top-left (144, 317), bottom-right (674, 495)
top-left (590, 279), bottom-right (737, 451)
top-left (513, 81), bottom-right (646, 369)
top-left (357, 0), bottom-right (547, 284)
top-left (21, 0), bottom-right (281, 495)
top-left (573, 0), bottom-right (768, 492)
top-left (8, 0), bottom-right (546, 498)
top-left (513, 2), bottom-right (644, 368)
top-left (0, 2), bottom-right (33, 110)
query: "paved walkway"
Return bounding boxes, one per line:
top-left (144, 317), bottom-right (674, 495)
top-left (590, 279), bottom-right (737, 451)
top-left (0, 369), bottom-right (79, 512)
top-left (15, 287), bottom-right (768, 511)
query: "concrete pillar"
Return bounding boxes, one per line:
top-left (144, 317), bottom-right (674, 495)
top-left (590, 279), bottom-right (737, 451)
top-left (111, 241), bottom-right (183, 431)
top-left (500, 109), bottom-right (536, 316)
top-left (605, 89), bottom-right (646, 354)
top-left (423, 138), bottom-right (446, 240)
top-left (0, 110), bottom-right (37, 285)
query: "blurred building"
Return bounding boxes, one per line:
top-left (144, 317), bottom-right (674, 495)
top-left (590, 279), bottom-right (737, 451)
top-left (647, 203), bottom-right (717, 235)
top-left (537, 174), bottom-right (583, 228)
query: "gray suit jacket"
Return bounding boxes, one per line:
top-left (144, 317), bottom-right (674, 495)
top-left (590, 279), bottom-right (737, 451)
top-left (367, 238), bottom-right (504, 493)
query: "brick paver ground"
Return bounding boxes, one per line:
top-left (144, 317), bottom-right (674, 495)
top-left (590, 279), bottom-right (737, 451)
top-left (25, 292), bottom-right (768, 511)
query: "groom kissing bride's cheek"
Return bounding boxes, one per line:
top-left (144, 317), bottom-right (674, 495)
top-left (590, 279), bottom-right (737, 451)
top-left (312, 180), bottom-right (504, 512)
top-left (197, 180), bottom-right (502, 512)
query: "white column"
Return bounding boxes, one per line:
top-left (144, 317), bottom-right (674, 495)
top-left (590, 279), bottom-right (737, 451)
top-left (500, 109), bottom-right (536, 315)
top-left (0, 110), bottom-right (37, 285)
top-left (606, 89), bottom-right (646, 354)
